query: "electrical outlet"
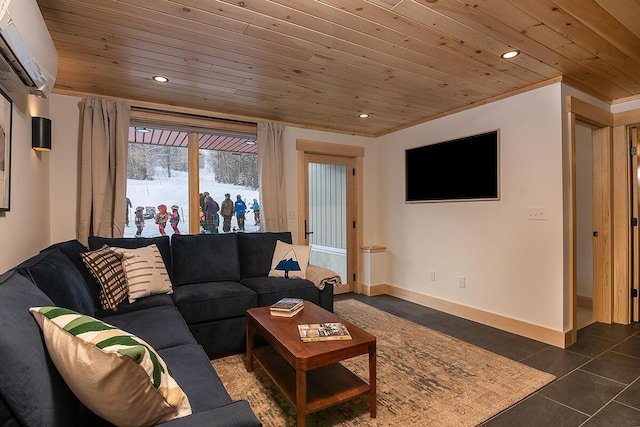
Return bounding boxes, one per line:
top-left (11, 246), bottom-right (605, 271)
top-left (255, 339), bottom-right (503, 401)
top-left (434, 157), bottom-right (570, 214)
top-left (287, 210), bottom-right (296, 219)
top-left (429, 271), bottom-right (436, 281)
top-left (458, 276), bottom-right (466, 288)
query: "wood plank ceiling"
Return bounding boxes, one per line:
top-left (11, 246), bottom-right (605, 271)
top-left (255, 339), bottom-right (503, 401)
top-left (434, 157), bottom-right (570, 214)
top-left (38, 0), bottom-right (640, 137)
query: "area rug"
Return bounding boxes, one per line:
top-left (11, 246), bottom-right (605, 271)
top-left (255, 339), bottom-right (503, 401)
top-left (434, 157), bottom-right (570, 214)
top-left (211, 299), bottom-right (555, 426)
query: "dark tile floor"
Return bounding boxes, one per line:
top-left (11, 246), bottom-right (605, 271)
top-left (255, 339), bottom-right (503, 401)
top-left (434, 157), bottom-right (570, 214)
top-left (335, 293), bottom-right (640, 426)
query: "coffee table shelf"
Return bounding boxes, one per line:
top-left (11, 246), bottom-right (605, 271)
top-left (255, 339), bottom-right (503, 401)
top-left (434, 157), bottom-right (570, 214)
top-left (246, 302), bottom-right (376, 426)
top-left (253, 345), bottom-right (370, 414)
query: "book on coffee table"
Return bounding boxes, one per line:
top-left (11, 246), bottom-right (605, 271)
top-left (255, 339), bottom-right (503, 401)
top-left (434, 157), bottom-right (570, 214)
top-left (297, 322), bottom-right (352, 342)
top-left (270, 304), bottom-right (304, 317)
top-left (270, 298), bottom-right (304, 317)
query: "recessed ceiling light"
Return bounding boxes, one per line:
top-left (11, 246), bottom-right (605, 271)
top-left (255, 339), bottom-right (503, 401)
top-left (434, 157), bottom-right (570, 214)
top-left (152, 75), bottom-right (169, 83)
top-left (136, 127), bottom-right (151, 133)
top-left (501, 50), bottom-right (520, 59)
top-left (359, 113), bottom-right (369, 118)
top-left (245, 140), bottom-right (256, 145)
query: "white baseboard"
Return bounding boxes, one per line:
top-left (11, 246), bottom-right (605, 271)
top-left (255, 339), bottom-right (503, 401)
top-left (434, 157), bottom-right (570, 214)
top-left (359, 283), bottom-right (566, 348)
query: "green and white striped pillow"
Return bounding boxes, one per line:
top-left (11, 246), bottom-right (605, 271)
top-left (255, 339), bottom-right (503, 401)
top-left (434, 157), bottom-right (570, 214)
top-left (30, 306), bottom-right (192, 427)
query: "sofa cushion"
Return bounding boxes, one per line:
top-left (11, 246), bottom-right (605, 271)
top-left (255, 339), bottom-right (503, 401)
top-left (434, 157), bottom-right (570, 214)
top-left (238, 231), bottom-right (292, 279)
top-left (112, 244), bottom-right (173, 303)
top-left (268, 240), bottom-right (311, 279)
top-left (89, 235), bottom-right (173, 278)
top-left (96, 293), bottom-right (176, 319)
top-left (30, 306), bottom-right (192, 427)
top-left (81, 245), bottom-right (128, 311)
top-left (158, 344), bottom-right (233, 412)
top-left (171, 281), bottom-right (257, 324)
top-left (0, 271), bottom-right (79, 426)
top-left (42, 239), bottom-right (100, 306)
top-left (15, 248), bottom-right (96, 315)
top-left (171, 234), bottom-right (241, 285)
top-left (100, 305), bottom-right (197, 350)
top-left (240, 276), bottom-right (320, 307)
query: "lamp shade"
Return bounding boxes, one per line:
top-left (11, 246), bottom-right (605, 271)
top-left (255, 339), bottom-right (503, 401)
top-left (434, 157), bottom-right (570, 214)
top-left (32, 117), bottom-right (51, 151)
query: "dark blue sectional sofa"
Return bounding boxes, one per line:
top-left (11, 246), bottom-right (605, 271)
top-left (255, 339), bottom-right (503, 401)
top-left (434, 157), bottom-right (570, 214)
top-left (0, 231), bottom-right (333, 426)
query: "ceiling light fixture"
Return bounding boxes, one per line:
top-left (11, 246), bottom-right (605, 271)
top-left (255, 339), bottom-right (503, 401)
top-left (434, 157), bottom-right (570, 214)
top-left (359, 113), bottom-right (369, 118)
top-left (136, 127), bottom-right (151, 133)
top-left (245, 140), bottom-right (256, 145)
top-left (501, 50), bottom-right (520, 59)
top-left (152, 75), bottom-right (169, 83)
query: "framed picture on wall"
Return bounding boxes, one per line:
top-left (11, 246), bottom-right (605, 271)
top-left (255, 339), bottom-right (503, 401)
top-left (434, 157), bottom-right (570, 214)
top-left (0, 89), bottom-right (12, 211)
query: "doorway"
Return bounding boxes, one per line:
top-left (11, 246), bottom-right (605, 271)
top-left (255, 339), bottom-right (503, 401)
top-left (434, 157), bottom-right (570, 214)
top-left (296, 140), bottom-right (364, 295)
top-left (629, 127), bottom-right (640, 322)
top-left (575, 121), bottom-right (596, 330)
top-left (302, 154), bottom-right (356, 294)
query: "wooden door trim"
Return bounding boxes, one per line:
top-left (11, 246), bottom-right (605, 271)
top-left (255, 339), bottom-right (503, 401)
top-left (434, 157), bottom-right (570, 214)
top-left (612, 125), bottom-right (631, 324)
top-left (567, 96), bottom-right (614, 347)
top-left (630, 128), bottom-right (639, 322)
top-left (592, 126), bottom-right (613, 323)
top-left (296, 140), bottom-right (364, 294)
top-left (296, 139), bottom-right (364, 157)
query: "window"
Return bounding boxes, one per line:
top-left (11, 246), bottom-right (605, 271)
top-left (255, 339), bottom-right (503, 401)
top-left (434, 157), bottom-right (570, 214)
top-left (124, 123), bottom-right (259, 238)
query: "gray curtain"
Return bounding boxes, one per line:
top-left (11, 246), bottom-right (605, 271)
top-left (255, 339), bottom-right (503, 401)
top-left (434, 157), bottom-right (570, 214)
top-left (257, 122), bottom-right (287, 232)
top-left (78, 98), bottom-right (131, 244)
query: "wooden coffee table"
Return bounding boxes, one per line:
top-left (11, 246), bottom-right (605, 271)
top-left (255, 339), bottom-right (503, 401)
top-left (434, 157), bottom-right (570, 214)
top-left (246, 301), bottom-right (376, 427)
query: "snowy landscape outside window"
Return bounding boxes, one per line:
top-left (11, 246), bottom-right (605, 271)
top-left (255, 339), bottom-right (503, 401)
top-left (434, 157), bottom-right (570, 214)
top-left (124, 126), bottom-right (259, 238)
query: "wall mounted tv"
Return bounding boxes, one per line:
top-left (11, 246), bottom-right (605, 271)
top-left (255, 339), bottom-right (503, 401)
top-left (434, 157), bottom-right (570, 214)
top-left (405, 130), bottom-right (500, 203)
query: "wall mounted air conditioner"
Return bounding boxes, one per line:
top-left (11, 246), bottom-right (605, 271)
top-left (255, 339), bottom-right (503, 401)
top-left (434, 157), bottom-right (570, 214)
top-left (0, 0), bottom-right (58, 98)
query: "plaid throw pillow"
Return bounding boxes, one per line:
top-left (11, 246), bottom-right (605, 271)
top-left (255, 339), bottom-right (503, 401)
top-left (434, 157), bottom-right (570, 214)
top-left (80, 245), bottom-right (127, 310)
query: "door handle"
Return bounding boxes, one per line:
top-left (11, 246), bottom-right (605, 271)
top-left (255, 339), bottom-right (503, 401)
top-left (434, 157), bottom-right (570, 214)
top-left (304, 220), bottom-right (314, 239)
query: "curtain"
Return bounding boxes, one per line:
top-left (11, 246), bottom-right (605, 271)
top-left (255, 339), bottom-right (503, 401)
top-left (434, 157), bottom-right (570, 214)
top-left (257, 122), bottom-right (287, 232)
top-left (78, 98), bottom-right (131, 244)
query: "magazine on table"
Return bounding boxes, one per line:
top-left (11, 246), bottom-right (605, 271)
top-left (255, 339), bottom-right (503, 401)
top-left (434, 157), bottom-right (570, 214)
top-left (298, 322), bottom-right (352, 342)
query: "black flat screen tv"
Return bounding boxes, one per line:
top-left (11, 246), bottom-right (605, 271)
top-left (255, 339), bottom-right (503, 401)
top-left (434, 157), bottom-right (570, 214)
top-left (405, 130), bottom-right (500, 203)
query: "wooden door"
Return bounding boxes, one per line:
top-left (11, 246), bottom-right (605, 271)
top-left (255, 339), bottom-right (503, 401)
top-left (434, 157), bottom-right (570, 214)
top-left (302, 154), bottom-right (357, 294)
top-left (592, 127), bottom-right (613, 323)
top-left (631, 128), bottom-right (640, 322)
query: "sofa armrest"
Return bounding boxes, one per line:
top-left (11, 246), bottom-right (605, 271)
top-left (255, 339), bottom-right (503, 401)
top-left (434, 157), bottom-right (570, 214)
top-left (158, 401), bottom-right (261, 427)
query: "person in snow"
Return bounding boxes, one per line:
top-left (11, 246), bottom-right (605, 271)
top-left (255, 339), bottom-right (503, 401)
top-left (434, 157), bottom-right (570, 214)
top-left (203, 192), bottom-right (219, 234)
top-left (251, 198), bottom-right (260, 226)
top-left (220, 193), bottom-right (234, 232)
top-left (234, 195), bottom-right (247, 231)
top-left (155, 204), bottom-right (169, 236)
top-left (169, 205), bottom-right (181, 235)
top-left (134, 206), bottom-right (145, 237)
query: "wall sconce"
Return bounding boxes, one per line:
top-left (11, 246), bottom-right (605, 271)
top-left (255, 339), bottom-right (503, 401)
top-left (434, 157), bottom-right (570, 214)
top-left (32, 117), bottom-right (51, 151)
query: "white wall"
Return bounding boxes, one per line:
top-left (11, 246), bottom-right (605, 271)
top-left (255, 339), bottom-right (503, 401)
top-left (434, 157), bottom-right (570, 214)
top-left (281, 127), bottom-right (380, 246)
top-left (0, 94), bottom-right (52, 273)
top-left (376, 84), bottom-right (566, 331)
top-left (49, 94), bottom-right (82, 243)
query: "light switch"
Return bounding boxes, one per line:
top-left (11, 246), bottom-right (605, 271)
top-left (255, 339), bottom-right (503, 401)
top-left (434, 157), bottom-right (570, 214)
top-left (527, 208), bottom-right (546, 220)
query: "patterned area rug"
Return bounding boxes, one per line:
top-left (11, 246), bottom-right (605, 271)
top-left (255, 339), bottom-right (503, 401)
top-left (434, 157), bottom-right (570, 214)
top-left (211, 299), bottom-right (555, 426)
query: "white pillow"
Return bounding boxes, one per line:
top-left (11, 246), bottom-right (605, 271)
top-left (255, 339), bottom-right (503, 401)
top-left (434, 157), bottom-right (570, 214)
top-left (111, 244), bottom-right (173, 303)
top-left (29, 306), bottom-right (192, 427)
top-left (268, 240), bottom-right (311, 279)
